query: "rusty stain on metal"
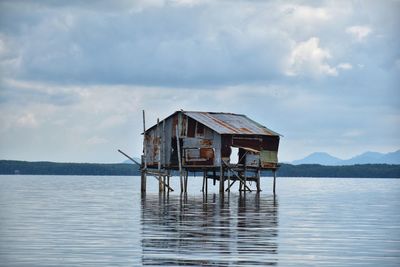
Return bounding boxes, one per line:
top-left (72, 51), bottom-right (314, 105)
top-left (238, 127), bottom-right (252, 134)
top-left (201, 112), bottom-right (241, 134)
top-left (199, 139), bottom-right (212, 147)
top-left (200, 148), bottom-right (214, 159)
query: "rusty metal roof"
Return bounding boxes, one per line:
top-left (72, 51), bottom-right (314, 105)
top-left (184, 111), bottom-right (280, 136)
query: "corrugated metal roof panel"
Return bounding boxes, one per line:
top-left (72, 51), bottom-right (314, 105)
top-left (184, 111), bottom-right (280, 136)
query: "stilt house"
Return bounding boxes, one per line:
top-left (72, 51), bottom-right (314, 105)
top-left (141, 111), bottom-right (281, 193)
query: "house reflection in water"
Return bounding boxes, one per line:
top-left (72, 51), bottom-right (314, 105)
top-left (141, 194), bottom-right (278, 266)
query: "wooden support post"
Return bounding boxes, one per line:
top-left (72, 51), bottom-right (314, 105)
top-left (141, 110), bottom-right (147, 193)
top-left (202, 171), bottom-right (205, 192)
top-left (162, 120), bottom-right (166, 167)
top-left (221, 160), bottom-right (252, 192)
top-left (176, 126), bottom-right (183, 193)
top-left (184, 170), bottom-right (188, 193)
top-left (205, 171), bottom-right (208, 194)
top-left (213, 171), bottom-right (216, 186)
top-left (226, 180), bottom-right (236, 192)
top-left (151, 174), bottom-right (174, 192)
top-left (167, 171), bottom-right (171, 193)
top-left (157, 118), bottom-right (163, 193)
top-left (141, 171), bottom-right (146, 193)
top-left (273, 170), bottom-right (276, 195)
top-left (166, 170), bottom-right (171, 194)
top-left (244, 167), bottom-right (247, 193)
top-left (219, 165), bottom-right (224, 193)
top-left (257, 169), bottom-right (261, 192)
top-left (227, 169), bottom-right (231, 193)
top-left (162, 120), bottom-right (167, 192)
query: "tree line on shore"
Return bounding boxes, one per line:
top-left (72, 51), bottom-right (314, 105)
top-left (1, 160), bottom-right (399, 178)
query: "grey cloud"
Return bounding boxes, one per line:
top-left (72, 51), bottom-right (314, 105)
top-left (0, 0), bottom-right (398, 89)
top-left (0, 1), bottom-right (293, 87)
top-left (0, 82), bottom-right (80, 106)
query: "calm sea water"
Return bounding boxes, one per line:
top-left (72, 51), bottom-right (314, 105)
top-left (0, 175), bottom-right (399, 266)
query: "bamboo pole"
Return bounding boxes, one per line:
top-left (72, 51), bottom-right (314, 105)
top-left (118, 149), bottom-right (140, 165)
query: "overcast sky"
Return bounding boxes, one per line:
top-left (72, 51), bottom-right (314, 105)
top-left (0, 0), bottom-right (399, 163)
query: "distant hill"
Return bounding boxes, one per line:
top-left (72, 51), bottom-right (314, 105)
top-left (1, 160), bottom-right (399, 178)
top-left (292, 152), bottom-right (341, 165)
top-left (0, 160), bottom-right (140, 176)
top-left (293, 150), bottom-right (400, 165)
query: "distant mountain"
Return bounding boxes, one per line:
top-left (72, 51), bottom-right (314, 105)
top-left (292, 150), bottom-right (400, 165)
top-left (292, 152), bottom-right (341, 165)
top-left (381, 150), bottom-right (400, 164)
top-left (341, 151), bottom-right (384, 165)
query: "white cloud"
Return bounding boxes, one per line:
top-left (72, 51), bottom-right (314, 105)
top-left (282, 4), bottom-right (331, 22)
top-left (346, 25), bottom-right (372, 41)
top-left (337, 63), bottom-right (353, 70)
top-left (16, 113), bottom-right (38, 128)
top-left (285, 37), bottom-right (337, 77)
top-left (169, 0), bottom-right (209, 7)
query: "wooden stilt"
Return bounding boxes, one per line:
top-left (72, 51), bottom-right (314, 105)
top-left (157, 119), bottom-right (163, 193)
top-left (141, 110), bottom-right (147, 193)
top-left (141, 170), bottom-right (146, 194)
top-left (257, 169), bottom-right (261, 192)
top-left (221, 160), bottom-right (252, 192)
top-left (176, 126), bottom-right (183, 193)
top-left (205, 171), bottom-right (208, 194)
top-left (244, 167), bottom-right (247, 193)
top-left (273, 170), bottom-right (276, 195)
top-left (202, 171), bottom-right (205, 192)
top-left (167, 174), bottom-right (170, 193)
top-left (226, 180), bottom-right (236, 192)
top-left (213, 171), bottom-right (216, 186)
top-left (219, 165), bottom-right (224, 193)
top-left (227, 169), bottom-right (231, 193)
top-left (150, 174), bottom-right (174, 192)
top-left (184, 171), bottom-right (188, 193)
top-left (162, 176), bottom-right (166, 194)
top-left (162, 119), bottom-right (166, 192)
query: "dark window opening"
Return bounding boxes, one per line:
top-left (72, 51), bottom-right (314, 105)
top-left (187, 117), bottom-right (196, 137)
top-left (196, 122), bottom-right (205, 137)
